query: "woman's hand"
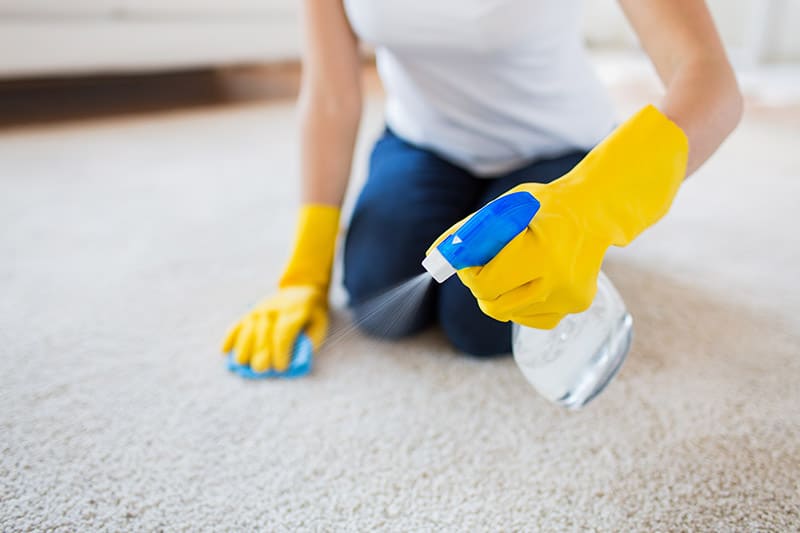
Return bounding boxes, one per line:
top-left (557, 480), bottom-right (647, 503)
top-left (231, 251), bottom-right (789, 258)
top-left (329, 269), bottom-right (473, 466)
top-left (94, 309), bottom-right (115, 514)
top-left (620, 0), bottom-right (743, 175)
top-left (222, 286), bottom-right (328, 372)
top-left (437, 105), bottom-right (689, 329)
top-left (456, 182), bottom-right (609, 329)
top-left (221, 205), bottom-right (340, 372)
top-left (221, 1), bottom-right (360, 372)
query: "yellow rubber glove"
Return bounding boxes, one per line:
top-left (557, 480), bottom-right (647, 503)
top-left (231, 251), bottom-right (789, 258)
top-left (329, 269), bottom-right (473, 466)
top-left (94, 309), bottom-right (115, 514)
top-left (433, 105), bottom-right (689, 329)
top-left (221, 205), bottom-right (340, 372)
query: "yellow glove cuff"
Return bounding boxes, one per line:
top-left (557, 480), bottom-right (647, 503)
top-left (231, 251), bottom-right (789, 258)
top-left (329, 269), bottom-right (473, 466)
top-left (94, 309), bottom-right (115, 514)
top-left (555, 104), bottom-right (689, 246)
top-left (279, 204), bottom-right (341, 290)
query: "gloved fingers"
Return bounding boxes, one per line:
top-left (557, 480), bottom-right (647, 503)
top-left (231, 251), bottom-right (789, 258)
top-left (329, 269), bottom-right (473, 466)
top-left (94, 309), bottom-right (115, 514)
top-left (426, 217), bottom-right (467, 256)
top-left (233, 317), bottom-right (256, 365)
top-left (250, 315), bottom-right (275, 373)
top-left (562, 275), bottom-right (599, 314)
top-left (496, 282), bottom-right (594, 323)
top-left (458, 230), bottom-right (546, 301)
top-left (475, 278), bottom-right (550, 322)
top-left (532, 270), bottom-right (601, 316)
top-left (271, 308), bottom-right (307, 372)
top-left (220, 321), bottom-right (242, 354)
top-left (250, 312), bottom-right (269, 360)
top-left (305, 304), bottom-right (329, 351)
top-left (511, 312), bottom-right (567, 330)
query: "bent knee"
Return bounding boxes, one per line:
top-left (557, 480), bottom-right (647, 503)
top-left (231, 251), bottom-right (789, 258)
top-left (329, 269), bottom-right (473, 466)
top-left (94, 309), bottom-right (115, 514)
top-left (441, 318), bottom-right (511, 357)
top-left (351, 293), bottom-right (435, 340)
top-left (343, 204), bottom-right (432, 305)
top-left (438, 279), bottom-right (511, 357)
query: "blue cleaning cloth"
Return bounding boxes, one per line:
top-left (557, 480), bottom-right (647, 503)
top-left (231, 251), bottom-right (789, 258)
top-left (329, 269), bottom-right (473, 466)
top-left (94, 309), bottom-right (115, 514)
top-left (226, 333), bottom-right (313, 379)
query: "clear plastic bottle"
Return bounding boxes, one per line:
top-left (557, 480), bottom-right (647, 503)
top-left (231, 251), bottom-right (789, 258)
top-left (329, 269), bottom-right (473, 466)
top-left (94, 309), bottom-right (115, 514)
top-left (421, 191), bottom-right (634, 410)
top-left (512, 271), bottom-right (633, 410)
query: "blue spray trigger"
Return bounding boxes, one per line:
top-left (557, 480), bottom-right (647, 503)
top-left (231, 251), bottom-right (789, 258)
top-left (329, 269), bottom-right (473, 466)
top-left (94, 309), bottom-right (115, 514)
top-left (437, 191), bottom-right (539, 270)
top-left (225, 332), bottom-right (313, 379)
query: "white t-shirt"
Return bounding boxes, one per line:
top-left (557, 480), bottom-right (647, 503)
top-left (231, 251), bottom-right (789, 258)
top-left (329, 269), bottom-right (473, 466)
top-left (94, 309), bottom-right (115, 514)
top-left (344, 0), bottom-right (616, 176)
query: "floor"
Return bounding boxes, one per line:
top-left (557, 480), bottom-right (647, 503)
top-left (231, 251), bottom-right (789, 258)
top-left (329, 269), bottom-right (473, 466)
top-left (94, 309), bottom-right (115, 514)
top-left (1, 60), bottom-right (799, 531)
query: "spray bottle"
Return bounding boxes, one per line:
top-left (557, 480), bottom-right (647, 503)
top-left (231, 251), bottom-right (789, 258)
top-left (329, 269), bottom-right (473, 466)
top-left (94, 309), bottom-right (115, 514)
top-left (422, 191), bottom-right (633, 409)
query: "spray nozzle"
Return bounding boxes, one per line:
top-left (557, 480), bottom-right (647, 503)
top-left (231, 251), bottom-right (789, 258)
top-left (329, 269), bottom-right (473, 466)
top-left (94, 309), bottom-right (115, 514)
top-left (422, 191), bottom-right (540, 283)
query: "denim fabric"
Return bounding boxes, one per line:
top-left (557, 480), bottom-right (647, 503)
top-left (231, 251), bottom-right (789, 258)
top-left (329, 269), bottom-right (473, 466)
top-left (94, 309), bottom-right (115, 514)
top-left (343, 128), bottom-right (587, 356)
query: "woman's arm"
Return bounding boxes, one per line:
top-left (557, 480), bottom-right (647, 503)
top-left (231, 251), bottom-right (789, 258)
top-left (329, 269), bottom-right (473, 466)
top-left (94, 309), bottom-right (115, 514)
top-left (298, 0), bottom-right (363, 206)
top-left (619, 0), bottom-right (743, 175)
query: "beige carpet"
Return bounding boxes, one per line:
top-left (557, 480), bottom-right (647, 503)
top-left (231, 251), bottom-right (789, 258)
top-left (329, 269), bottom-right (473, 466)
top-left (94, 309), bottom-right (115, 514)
top-left (1, 78), bottom-right (799, 531)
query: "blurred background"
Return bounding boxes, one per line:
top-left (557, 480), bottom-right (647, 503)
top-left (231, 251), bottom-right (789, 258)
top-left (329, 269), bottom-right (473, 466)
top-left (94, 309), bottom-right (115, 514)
top-left (1, 0), bottom-right (799, 74)
top-left (2, 2), bottom-right (799, 531)
top-left (0, 0), bottom-right (798, 123)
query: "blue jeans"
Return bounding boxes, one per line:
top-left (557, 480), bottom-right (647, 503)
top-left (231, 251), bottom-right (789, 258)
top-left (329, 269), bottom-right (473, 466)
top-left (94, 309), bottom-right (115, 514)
top-left (343, 128), bottom-right (587, 356)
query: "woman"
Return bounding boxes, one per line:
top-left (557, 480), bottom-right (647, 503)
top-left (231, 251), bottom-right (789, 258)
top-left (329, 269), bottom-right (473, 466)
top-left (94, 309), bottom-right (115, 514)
top-left (222, 0), bottom-right (742, 372)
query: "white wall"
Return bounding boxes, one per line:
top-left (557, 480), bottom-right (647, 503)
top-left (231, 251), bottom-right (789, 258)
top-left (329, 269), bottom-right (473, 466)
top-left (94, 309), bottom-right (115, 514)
top-left (583, 0), bottom-right (800, 64)
top-left (1, 0), bottom-right (796, 79)
top-left (0, 0), bottom-right (302, 77)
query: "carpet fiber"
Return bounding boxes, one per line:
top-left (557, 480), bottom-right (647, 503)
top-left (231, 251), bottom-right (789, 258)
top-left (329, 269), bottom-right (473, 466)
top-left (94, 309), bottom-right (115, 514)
top-left (1, 86), bottom-right (799, 531)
